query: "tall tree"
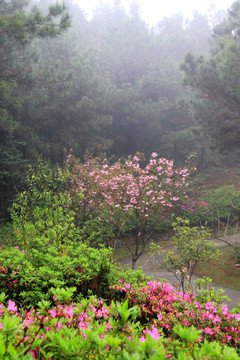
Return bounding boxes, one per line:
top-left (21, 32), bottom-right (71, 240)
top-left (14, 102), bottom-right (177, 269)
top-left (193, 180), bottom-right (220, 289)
top-left (0, 0), bottom-right (70, 216)
top-left (181, 1), bottom-right (240, 151)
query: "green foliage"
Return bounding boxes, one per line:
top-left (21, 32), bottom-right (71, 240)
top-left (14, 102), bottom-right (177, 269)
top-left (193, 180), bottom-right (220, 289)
top-left (194, 277), bottom-right (230, 305)
top-left (202, 185), bottom-right (240, 224)
top-left (10, 159), bottom-right (81, 249)
top-left (0, 242), bottom-right (113, 308)
top-left (179, 185), bottom-right (240, 226)
top-left (110, 266), bottom-right (152, 294)
top-left (79, 215), bottom-right (115, 247)
top-left (179, 199), bottom-right (209, 226)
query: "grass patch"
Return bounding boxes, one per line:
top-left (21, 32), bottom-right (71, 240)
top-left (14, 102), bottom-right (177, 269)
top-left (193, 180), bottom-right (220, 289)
top-left (194, 246), bottom-right (240, 291)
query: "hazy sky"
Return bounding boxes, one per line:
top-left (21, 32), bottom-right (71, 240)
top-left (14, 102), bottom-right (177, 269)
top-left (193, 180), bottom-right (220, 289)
top-left (75, 0), bottom-right (234, 24)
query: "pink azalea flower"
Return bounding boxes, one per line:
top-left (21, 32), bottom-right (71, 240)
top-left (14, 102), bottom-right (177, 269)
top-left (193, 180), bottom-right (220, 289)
top-left (7, 300), bottom-right (17, 313)
top-left (234, 314), bottom-right (240, 320)
top-left (49, 309), bottom-right (57, 317)
top-left (212, 315), bottom-right (221, 324)
top-left (64, 306), bottom-right (74, 318)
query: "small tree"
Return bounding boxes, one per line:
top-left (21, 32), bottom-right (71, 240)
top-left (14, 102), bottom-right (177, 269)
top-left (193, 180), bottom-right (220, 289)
top-left (150, 218), bottom-right (220, 292)
top-left (69, 153), bottom-right (190, 269)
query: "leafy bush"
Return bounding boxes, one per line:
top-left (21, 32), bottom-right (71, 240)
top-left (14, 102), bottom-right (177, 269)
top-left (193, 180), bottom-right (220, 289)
top-left (79, 214), bottom-right (115, 247)
top-left (179, 185), bottom-right (240, 226)
top-left (0, 289), bottom-right (238, 359)
top-left (10, 159), bottom-right (82, 250)
top-left (0, 238), bottom-right (151, 309)
top-left (178, 200), bottom-right (209, 225)
top-left (0, 243), bottom-right (113, 308)
top-left (202, 185), bottom-right (240, 224)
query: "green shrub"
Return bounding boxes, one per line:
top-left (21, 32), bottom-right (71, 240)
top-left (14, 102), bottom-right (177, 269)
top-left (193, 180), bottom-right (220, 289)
top-left (180, 185), bottom-right (240, 226)
top-left (202, 185), bottom-right (240, 224)
top-left (0, 239), bottom-right (150, 309)
top-left (79, 214), bottom-right (115, 247)
top-left (0, 243), bottom-right (113, 308)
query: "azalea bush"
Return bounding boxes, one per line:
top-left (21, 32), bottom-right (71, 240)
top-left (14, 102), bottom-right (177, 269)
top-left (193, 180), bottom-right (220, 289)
top-left (0, 243), bottom-right (114, 308)
top-left (110, 281), bottom-right (240, 350)
top-left (0, 241), bottom-right (151, 309)
top-left (68, 152), bottom-right (190, 269)
top-left (0, 284), bottom-right (238, 359)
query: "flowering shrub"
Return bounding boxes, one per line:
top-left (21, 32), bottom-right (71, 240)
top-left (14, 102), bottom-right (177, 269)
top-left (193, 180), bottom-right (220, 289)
top-left (0, 290), bottom-right (238, 359)
top-left (180, 185), bottom-right (240, 226)
top-left (68, 152), bottom-right (190, 269)
top-left (110, 281), bottom-right (240, 349)
top-left (179, 200), bottom-right (209, 225)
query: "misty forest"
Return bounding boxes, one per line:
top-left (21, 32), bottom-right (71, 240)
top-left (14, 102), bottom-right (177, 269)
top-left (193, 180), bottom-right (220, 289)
top-left (0, 0), bottom-right (240, 358)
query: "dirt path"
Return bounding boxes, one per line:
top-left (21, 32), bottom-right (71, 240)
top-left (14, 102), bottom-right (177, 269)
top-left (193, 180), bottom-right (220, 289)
top-left (119, 236), bottom-right (240, 310)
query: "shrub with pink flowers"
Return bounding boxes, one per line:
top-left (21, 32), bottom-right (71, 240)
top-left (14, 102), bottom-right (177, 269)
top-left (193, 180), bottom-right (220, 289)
top-left (0, 283), bottom-right (238, 359)
top-left (179, 199), bottom-right (209, 225)
top-left (110, 281), bottom-right (240, 350)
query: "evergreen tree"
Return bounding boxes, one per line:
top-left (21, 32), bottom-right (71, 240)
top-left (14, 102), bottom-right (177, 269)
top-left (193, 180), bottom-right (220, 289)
top-left (0, 0), bottom-right (70, 217)
top-left (181, 1), bottom-right (240, 151)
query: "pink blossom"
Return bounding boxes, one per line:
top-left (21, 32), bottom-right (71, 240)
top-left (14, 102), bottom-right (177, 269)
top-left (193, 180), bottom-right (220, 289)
top-left (64, 307), bottom-right (74, 318)
top-left (233, 313), bottom-right (240, 320)
top-left (49, 309), bottom-right (57, 317)
top-left (212, 315), bottom-right (222, 324)
top-left (204, 328), bottom-right (213, 335)
top-left (144, 326), bottom-right (161, 341)
top-left (222, 304), bottom-right (228, 316)
top-left (133, 156), bottom-right (140, 162)
top-left (8, 300), bottom-right (17, 313)
top-left (56, 321), bottom-right (63, 330)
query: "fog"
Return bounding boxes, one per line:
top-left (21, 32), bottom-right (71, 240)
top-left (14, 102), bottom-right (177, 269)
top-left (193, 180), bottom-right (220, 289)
top-left (74, 0), bottom-right (234, 24)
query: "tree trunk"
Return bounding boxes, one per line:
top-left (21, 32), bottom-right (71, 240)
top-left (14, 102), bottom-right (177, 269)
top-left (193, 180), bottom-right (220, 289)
top-left (132, 257), bottom-right (137, 270)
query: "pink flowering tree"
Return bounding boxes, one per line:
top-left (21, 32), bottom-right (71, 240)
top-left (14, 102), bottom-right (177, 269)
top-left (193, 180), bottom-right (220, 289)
top-left (69, 152), bottom-right (190, 269)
